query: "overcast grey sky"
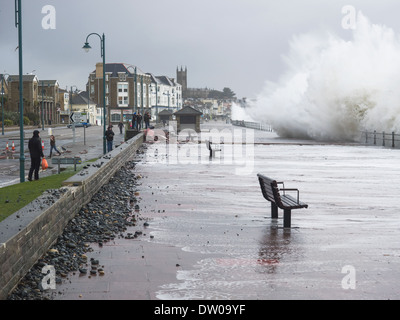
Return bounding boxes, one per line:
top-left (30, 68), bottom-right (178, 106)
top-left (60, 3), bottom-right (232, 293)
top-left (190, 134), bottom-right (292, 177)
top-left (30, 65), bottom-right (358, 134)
top-left (1, 0), bottom-right (400, 98)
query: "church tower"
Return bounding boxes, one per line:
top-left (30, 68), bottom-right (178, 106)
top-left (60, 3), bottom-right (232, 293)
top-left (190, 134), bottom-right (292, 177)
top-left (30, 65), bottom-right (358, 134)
top-left (176, 66), bottom-right (187, 98)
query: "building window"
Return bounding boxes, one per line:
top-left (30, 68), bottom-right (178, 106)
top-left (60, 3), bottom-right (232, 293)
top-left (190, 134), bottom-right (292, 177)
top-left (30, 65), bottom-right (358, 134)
top-left (111, 113), bottom-right (121, 122)
top-left (118, 83), bottom-right (128, 93)
top-left (118, 82), bottom-right (129, 106)
top-left (118, 96), bottom-right (128, 105)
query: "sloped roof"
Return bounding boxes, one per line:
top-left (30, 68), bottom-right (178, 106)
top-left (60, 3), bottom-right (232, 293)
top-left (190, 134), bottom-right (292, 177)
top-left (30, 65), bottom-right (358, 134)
top-left (156, 76), bottom-right (174, 86)
top-left (146, 73), bottom-right (159, 84)
top-left (8, 75), bottom-right (38, 82)
top-left (174, 105), bottom-right (202, 115)
top-left (39, 80), bottom-right (59, 87)
top-left (92, 63), bottom-right (146, 77)
top-left (147, 73), bottom-right (179, 87)
top-left (158, 109), bottom-right (173, 115)
top-left (71, 91), bottom-right (96, 105)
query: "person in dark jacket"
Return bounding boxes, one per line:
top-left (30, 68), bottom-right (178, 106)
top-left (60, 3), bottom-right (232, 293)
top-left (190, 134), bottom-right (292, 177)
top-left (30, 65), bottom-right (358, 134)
top-left (28, 130), bottom-right (44, 181)
top-left (105, 125), bottom-right (115, 152)
top-left (118, 121), bottom-right (124, 134)
top-left (137, 112), bottom-right (143, 130)
top-left (132, 112), bottom-right (137, 130)
top-left (144, 111), bottom-right (151, 129)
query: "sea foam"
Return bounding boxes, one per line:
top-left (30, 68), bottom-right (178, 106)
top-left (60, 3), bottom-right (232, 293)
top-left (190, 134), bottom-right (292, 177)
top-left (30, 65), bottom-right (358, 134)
top-left (242, 12), bottom-right (400, 141)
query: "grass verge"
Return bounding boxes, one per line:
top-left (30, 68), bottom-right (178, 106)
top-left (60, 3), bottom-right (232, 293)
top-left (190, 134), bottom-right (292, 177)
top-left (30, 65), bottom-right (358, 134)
top-left (0, 159), bottom-right (97, 223)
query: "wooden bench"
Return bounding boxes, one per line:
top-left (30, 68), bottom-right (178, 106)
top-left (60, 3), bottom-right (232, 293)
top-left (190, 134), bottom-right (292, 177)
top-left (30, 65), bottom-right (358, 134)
top-left (257, 174), bottom-right (308, 228)
top-left (205, 139), bottom-right (221, 158)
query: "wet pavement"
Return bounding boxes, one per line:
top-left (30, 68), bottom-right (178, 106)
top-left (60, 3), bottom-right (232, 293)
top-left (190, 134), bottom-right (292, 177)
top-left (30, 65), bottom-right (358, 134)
top-left (46, 122), bottom-right (400, 300)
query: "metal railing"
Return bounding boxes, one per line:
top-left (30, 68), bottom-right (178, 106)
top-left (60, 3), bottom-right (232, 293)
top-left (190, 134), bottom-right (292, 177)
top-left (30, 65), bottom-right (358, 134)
top-left (362, 130), bottom-right (400, 149)
top-left (231, 120), bottom-right (273, 132)
top-left (231, 122), bottom-right (400, 149)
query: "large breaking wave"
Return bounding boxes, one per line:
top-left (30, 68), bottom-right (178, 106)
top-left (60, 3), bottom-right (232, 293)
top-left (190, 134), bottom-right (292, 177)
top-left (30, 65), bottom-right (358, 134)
top-left (240, 12), bottom-right (400, 141)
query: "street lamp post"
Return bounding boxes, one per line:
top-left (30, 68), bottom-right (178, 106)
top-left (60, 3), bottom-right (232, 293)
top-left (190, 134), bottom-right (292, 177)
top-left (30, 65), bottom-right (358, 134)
top-left (140, 75), bottom-right (144, 129)
top-left (87, 76), bottom-right (91, 124)
top-left (134, 67), bottom-right (137, 114)
top-left (83, 33), bottom-right (106, 155)
top-left (40, 81), bottom-right (49, 131)
top-left (69, 85), bottom-right (78, 143)
top-left (155, 84), bottom-right (158, 123)
top-left (150, 83), bottom-right (159, 123)
top-left (1, 78), bottom-right (3, 136)
top-left (1, 73), bottom-right (10, 135)
top-left (15, 0), bottom-right (25, 182)
top-left (164, 91), bottom-right (171, 109)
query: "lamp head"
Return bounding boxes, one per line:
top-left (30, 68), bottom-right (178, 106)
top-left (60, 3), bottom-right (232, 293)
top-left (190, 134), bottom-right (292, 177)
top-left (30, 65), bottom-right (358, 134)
top-left (82, 42), bottom-right (92, 53)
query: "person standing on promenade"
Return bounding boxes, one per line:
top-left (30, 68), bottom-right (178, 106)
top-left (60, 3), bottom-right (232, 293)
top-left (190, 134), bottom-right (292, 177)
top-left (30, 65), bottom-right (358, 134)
top-left (118, 121), bottom-right (124, 134)
top-left (137, 112), bottom-right (143, 131)
top-left (49, 135), bottom-right (61, 158)
top-left (105, 125), bottom-right (115, 152)
top-left (28, 130), bottom-right (45, 181)
top-left (144, 111), bottom-right (151, 129)
top-left (133, 112), bottom-right (137, 130)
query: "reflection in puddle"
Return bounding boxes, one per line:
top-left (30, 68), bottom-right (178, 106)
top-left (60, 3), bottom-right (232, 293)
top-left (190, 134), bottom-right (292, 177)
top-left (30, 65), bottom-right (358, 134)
top-left (257, 224), bottom-right (294, 274)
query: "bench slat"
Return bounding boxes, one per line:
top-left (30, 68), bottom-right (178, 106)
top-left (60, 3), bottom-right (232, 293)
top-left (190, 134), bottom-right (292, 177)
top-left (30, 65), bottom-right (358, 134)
top-left (281, 195), bottom-right (308, 209)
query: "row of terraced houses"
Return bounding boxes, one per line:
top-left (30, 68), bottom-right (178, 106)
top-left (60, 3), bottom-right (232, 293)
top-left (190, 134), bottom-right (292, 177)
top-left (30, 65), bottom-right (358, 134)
top-left (0, 63), bottom-right (183, 127)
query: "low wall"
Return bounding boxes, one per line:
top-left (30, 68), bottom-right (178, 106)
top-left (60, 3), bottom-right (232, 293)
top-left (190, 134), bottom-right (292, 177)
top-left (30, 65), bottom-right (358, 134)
top-left (0, 133), bottom-right (144, 299)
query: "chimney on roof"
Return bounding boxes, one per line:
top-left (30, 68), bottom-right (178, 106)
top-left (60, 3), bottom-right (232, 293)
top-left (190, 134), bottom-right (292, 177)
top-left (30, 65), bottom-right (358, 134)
top-left (96, 62), bottom-right (103, 78)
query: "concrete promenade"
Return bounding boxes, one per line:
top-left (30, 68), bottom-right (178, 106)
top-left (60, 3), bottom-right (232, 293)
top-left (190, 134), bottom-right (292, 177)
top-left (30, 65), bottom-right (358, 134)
top-left (43, 122), bottom-right (400, 300)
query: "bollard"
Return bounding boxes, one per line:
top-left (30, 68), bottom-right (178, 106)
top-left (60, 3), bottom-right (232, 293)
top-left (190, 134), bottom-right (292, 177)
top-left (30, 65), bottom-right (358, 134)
top-left (58, 159), bottom-right (61, 174)
top-left (383, 132), bottom-right (385, 147)
top-left (373, 131), bottom-right (376, 145)
top-left (392, 132), bottom-right (395, 148)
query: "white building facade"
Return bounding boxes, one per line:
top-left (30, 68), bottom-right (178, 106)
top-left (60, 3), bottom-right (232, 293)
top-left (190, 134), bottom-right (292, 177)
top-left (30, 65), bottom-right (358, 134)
top-left (147, 73), bottom-right (182, 122)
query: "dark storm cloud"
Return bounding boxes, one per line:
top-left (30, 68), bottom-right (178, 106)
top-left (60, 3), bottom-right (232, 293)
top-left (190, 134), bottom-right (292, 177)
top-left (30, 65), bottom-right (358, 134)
top-left (1, 0), bottom-right (400, 98)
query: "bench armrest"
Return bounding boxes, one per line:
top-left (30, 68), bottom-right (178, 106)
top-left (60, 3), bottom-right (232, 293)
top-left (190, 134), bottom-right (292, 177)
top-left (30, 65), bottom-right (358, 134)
top-left (210, 143), bottom-right (222, 150)
top-left (280, 188), bottom-right (300, 203)
top-left (277, 181), bottom-right (285, 188)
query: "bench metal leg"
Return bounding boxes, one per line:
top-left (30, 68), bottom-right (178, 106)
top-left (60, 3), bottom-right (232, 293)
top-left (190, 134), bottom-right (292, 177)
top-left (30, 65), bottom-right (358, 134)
top-left (271, 203), bottom-right (278, 219)
top-left (283, 209), bottom-right (291, 228)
